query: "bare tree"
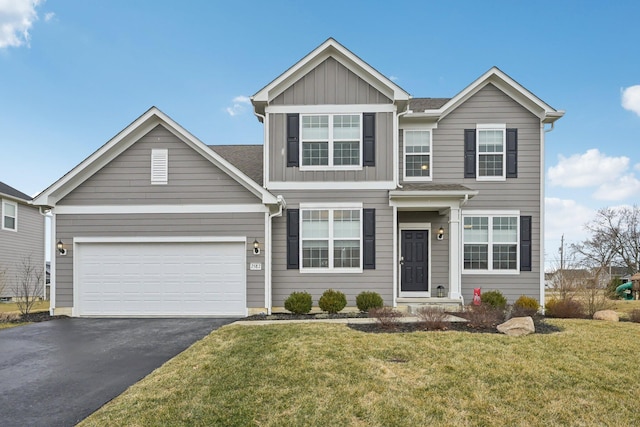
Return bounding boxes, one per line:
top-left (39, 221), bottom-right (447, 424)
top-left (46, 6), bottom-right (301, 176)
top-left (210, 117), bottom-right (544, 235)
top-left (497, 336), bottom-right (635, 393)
top-left (0, 265), bottom-right (6, 299)
top-left (12, 257), bottom-right (44, 315)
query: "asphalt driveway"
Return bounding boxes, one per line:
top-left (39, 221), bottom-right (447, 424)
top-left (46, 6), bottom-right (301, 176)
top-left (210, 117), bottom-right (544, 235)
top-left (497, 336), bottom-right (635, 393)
top-left (0, 317), bottom-right (237, 427)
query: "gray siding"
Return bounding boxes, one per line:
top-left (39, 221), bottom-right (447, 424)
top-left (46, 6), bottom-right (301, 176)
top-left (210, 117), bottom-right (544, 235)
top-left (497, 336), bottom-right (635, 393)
top-left (268, 112), bottom-right (394, 182)
top-left (0, 202), bottom-right (45, 298)
top-left (405, 83), bottom-right (541, 302)
top-left (271, 190), bottom-right (392, 307)
top-left (59, 125), bottom-right (260, 206)
top-left (272, 57), bottom-right (392, 105)
top-left (54, 213), bottom-right (266, 308)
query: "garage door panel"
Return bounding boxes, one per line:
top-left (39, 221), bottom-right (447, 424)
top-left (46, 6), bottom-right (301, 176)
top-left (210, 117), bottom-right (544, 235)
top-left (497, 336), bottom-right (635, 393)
top-left (76, 241), bottom-right (246, 316)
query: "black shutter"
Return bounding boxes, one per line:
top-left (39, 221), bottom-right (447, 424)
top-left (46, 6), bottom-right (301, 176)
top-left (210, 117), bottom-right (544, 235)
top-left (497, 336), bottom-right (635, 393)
top-left (464, 129), bottom-right (476, 178)
top-left (286, 114), bottom-right (299, 167)
top-left (287, 209), bottom-right (299, 269)
top-left (363, 208), bottom-right (375, 269)
top-left (506, 128), bottom-right (518, 178)
top-left (520, 215), bottom-right (532, 271)
top-left (363, 113), bottom-right (376, 166)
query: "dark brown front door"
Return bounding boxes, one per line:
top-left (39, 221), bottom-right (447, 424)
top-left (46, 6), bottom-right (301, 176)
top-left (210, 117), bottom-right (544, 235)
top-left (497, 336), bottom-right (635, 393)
top-left (401, 230), bottom-right (429, 292)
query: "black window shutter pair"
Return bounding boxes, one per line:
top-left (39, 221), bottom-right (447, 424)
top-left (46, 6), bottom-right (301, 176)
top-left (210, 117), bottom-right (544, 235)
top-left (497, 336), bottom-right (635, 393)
top-left (463, 128), bottom-right (518, 178)
top-left (286, 209), bottom-right (375, 269)
top-left (520, 215), bottom-right (532, 271)
top-left (286, 113), bottom-right (375, 167)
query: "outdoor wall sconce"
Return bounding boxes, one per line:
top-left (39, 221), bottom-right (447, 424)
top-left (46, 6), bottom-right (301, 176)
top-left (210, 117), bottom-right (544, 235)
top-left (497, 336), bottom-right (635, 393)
top-left (253, 239), bottom-right (260, 255)
top-left (436, 285), bottom-right (445, 298)
top-left (57, 240), bottom-right (67, 256)
top-left (437, 227), bottom-right (445, 241)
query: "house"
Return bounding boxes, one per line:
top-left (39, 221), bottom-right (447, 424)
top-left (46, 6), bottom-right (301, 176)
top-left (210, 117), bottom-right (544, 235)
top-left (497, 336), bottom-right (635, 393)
top-left (0, 181), bottom-right (46, 301)
top-left (33, 39), bottom-right (563, 317)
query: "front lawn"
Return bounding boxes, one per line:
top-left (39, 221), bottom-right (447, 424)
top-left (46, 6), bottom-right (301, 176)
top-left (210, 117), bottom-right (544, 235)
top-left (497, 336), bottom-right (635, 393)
top-left (80, 319), bottom-right (640, 426)
top-left (0, 300), bottom-right (49, 313)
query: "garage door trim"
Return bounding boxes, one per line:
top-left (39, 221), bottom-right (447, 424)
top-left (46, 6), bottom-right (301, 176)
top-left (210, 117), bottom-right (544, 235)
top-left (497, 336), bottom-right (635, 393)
top-left (73, 236), bottom-right (247, 317)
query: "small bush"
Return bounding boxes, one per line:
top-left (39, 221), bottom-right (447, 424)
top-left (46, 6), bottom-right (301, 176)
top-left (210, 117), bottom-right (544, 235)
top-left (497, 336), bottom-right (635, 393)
top-left (481, 290), bottom-right (507, 309)
top-left (318, 289), bottom-right (347, 314)
top-left (0, 312), bottom-right (21, 322)
top-left (545, 297), bottom-right (585, 318)
top-left (284, 291), bottom-right (312, 314)
top-left (512, 295), bottom-right (540, 317)
top-left (463, 304), bottom-right (505, 328)
top-left (356, 291), bottom-right (384, 312)
top-left (629, 309), bottom-right (640, 323)
top-left (416, 306), bottom-right (448, 330)
top-left (369, 307), bottom-right (404, 330)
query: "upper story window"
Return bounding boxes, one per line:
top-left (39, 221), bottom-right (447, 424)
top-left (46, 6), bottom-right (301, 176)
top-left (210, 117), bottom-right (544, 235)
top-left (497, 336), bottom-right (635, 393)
top-left (151, 149), bottom-right (168, 184)
top-left (300, 206), bottom-right (362, 271)
top-left (463, 213), bottom-right (519, 273)
top-left (301, 114), bottom-right (361, 169)
top-left (477, 124), bottom-right (506, 180)
top-left (403, 130), bottom-right (432, 181)
top-left (2, 200), bottom-right (17, 231)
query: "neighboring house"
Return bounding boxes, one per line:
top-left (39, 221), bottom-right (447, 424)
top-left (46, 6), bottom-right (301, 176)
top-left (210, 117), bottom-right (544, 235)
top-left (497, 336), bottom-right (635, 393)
top-left (0, 181), bottom-right (46, 301)
top-left (33, 39), bottom-right (563, 317)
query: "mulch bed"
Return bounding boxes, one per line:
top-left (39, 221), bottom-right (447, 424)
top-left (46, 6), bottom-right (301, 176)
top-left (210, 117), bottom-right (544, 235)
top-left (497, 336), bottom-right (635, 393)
top-left (2, 311), bottom-right (69, 324)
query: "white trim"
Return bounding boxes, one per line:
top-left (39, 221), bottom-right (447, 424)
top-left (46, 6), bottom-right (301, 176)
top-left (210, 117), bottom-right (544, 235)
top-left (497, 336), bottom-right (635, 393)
top-left (1, 199), bottom-right (17, 231)
top-left (265, 104), bottom-right (396, 114)
top-left (73, 236), bottom-right (247, 244)
top-left (300, 202), bottom-right (363, 209)
top-left (267, 181), bottom-right (396, 190)
top-left (53, 204), bottom-right (270, 215)
top-left (477, 123), bottom-right (506, 130)
top-left (49, 213), bottom-right (57, 315)
top-left (392, 205), bottom-right (398, 307)
top-left (449, 207), bottom-right (462, 300)
top-left (264, 211), bottom-right (271, 314)
top-left (299, 113), bottom-right (363, 170)
top-left (476, 126), bottom-right (506, 181)
top-left (398, 223), bottom-right (432, 298)
top-left (463, 209), bottom-right (520, 216)
top-left (402, 129), bottom-right (433, 182)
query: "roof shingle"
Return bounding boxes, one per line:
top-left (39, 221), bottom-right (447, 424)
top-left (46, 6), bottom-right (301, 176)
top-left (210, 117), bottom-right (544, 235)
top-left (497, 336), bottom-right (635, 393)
top-left (210, 145), bottom-right (263, 186)
top-left (0, 181), bottom-right (32, 201)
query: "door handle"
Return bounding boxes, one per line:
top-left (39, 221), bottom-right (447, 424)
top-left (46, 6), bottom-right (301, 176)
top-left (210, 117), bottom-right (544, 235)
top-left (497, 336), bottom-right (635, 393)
top-left (399, 256), bottom-right (404, 265)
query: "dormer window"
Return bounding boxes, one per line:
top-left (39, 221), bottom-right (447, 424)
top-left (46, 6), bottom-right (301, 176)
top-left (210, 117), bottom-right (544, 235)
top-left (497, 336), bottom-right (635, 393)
top-left (301, 114), bottom-right (361, 169)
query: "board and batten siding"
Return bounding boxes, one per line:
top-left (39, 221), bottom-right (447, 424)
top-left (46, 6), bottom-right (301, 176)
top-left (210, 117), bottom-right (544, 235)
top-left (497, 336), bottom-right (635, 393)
top-left (268, 112), bottom-right (394, 183)
top-left (404, 83), bottom-right (542, 302)
top-left (271, 57), bottom-right (392, 106)
top-left (271, 190), bottom-right (393, 307)
top-left (0, 203), bottom-right (45, 298)
top-left (58, 125), bottom-right (259, 206)
top-left (54, 213), bottom-right (266, 308)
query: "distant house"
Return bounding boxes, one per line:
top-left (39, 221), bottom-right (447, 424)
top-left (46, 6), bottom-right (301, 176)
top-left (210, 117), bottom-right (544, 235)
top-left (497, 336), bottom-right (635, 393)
top-left (0, 182), bottom-right (46, 301)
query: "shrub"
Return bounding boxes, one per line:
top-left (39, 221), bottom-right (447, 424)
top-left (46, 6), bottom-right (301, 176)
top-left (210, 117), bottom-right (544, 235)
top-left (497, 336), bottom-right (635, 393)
top-left (415, 306), bottom-right (448, 330)
top-left (606, 277), bottom-right (625, 299)
top-left (355, 291), bottom-right (384, 313)
top-left (629, 309), bottom-right (640, 323)
top-left (463, 304), bottom-right (505, 328)
top-left (512, 295), bottom-right (540, 317)
top-left (284, 291), bottom-right (312, 314)
top-left (545, 297), bottom-right (585, 318)
top-left (369, 307), bottom-right (404, 330)
top-left (481, 290), bottom-right (507, 309)
top-left (318, 289), bottom-right (347, 314)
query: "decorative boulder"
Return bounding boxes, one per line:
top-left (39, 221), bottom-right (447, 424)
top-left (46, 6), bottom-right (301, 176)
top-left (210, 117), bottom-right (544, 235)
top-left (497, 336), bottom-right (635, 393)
top-left (497, 317), bottom-right (535, 337)
top-left (593, 310), bottom-right (619, 322)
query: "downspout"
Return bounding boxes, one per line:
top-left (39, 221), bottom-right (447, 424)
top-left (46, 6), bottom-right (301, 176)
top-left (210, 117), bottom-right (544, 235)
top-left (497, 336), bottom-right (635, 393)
top-left (541, 120), bottom-right (555, 311)
top-left (266, 195), bottom-right (286, 315)
top-left (38, 207), bottom-right (52, 303)
top-left (395, 106), bottom-right (411, 189)
top-left (254, 111), bottom-right (268, 187)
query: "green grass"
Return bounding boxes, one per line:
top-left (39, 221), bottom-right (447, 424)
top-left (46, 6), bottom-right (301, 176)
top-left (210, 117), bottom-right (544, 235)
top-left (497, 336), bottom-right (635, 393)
top-left (0, 322), bottom-right (29, 330)
top-left (79, 320), bottom-right (640, 427)
top-left (0, 300), bottom-right (49, 313)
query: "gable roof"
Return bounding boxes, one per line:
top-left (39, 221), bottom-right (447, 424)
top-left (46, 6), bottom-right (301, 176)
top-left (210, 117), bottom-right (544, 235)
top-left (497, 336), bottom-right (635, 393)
top-left (409, 98), bottom-right (450, 111)
top-left (33, 107), bottom-right (278, 207)
top-left (210, 145), bottom-right (263, 186)
top-left (0, 181), bottom-right (32, 202)
top-left (407, 67), bottom-right (564, 123)
top-left (252, 38), bottom-right (410, 114)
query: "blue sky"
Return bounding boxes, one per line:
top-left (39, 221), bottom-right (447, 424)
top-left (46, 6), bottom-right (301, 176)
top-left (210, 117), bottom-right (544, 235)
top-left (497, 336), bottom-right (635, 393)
top-left (1, 0), bottom-right (639, 267)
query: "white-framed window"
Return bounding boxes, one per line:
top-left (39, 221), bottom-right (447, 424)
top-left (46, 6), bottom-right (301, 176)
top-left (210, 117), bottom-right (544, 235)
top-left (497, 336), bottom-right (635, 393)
top-left (403, 129), bottom-right (432, 181)
top-left (463, 212), bottom-right (519, 273)
top-left (477, 124), bottom-right (506, 180)
top-left (151, 149), bottom-right (168, 184)
top-left (2, 200), bottom-right (17, 231)
top-left (300, 205), bottom-right (362, 271)
top-left (301, 114), bottom-right (361, 169)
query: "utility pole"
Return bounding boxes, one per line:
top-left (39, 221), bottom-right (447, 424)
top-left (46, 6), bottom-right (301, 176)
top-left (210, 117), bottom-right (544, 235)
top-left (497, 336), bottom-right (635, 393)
top-left (559, 234), bottom-right (564, 271)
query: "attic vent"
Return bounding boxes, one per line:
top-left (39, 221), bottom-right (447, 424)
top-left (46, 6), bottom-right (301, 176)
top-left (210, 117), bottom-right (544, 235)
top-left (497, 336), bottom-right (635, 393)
top-left (151, 149), bottom-right (168, 184)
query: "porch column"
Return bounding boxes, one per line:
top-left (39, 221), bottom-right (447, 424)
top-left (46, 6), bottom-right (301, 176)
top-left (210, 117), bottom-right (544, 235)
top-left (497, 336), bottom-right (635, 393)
top-left (448, 207), bottom-right (462, 300)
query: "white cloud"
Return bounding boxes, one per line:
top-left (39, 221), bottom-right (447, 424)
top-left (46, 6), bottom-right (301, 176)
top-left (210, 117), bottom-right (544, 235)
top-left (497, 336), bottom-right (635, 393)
top-left (622, 85), bottom-right (640, 117)
top-left (0, 0), bottom-right (43, 48)
top-left (225, 95), bottom-right (251, 117)
top-left (593, 174), bottom-right (640, 201)
top-left (389, 75), bottom-right (398, 82)
top-left (44, 11), bottom-right (54, 22)
top-left (548, 149), bottom-right (629, 187)
top-left (545, 198), bottom-right (594, 242)
top-left (635, 163), bottom-right (640, 172)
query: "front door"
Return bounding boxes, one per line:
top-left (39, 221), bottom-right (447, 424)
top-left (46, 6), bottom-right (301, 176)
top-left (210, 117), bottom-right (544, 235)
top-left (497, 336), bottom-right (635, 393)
top-left (400, 230), bottom-right (429, 292)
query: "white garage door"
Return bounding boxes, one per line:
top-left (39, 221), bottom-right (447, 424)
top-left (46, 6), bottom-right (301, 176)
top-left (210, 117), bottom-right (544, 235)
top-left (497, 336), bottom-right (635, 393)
top-left (75, 240), bottom-right (246, 316)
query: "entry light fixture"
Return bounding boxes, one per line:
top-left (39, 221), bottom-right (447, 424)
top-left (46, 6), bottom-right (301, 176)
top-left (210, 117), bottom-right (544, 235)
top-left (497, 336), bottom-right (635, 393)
top-left (253, 239), bottom-right (261, 255)
top-left (436, 285), bottom-right (445, 298)
top-left (437, 227), bottom-right (445, 241)
top-left (57, 240), bottom-right (67, 256)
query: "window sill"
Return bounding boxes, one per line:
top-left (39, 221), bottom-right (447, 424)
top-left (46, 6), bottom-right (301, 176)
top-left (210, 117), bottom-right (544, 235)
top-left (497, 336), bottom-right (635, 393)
top-left (300, 166), bottom-right (363, 172)
top-left (403, 177), bottom-right (433, 182)
top-left (475, 176), bottom-right (506, 182)
top-left (300, 268), bottom-right (363, 274)
top-left (462, 270), bottom-right (520, 275)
